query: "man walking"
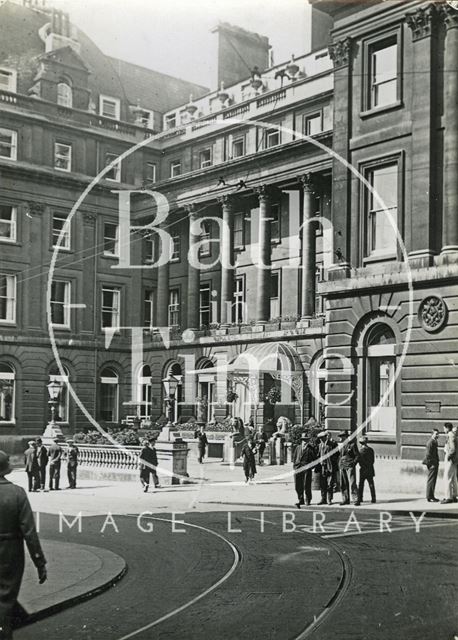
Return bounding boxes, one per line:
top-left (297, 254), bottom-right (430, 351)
top-left (338, 431), bottom-right (360, 506)
top-left (422, 428), bottom-right (440, 502)
top-left (35, 438), bottom-right (48, 492)
top-left (139, 440), bottom-right (160, 492)
top-left (23, 441), bottom-right (40, 492)
top-left (48, 437), bottom-right (63, 491)
top-left (66, 441), bottom-right (79, 489)
top-left (194, 425), bottom-right (209, 464)
top-left (293, 433), bottom-right (317, 508)
top-left (0, 450), bottom-right (47, 640)
top-left (357, 436), bottom-right (376, 504)
top-left (254, 425), bottom-right (268, 465)
top-left (441, 422), bottom-right (457, 504)
top-left (317, 430), bottom-right (338, 505)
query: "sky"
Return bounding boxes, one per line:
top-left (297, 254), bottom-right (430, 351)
top-left (50, 0), bottom-right (311, 88)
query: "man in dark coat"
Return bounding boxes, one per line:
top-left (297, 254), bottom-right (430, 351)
top-left (48, 437), bottom-right (63, 491)
top-left (338, 431), bottom-right (360, 505)
top-left (293, 433), bottom-right (317, 508)
top-left (194, 426), bottom-right (209, 464)
top-left (241, 438), bottom-right (257, 483)
top-left (0, 451), bottom-right (47, 640)
top-left (23, 441), bottom-right (40, 492)
top-left (423, 428), bottom-right (440, 502)
top-left (254, 426), bottom-right (268, 465)
top-left (35, 438), bottom-right (48, 492)
top-left (66, 441), bottom-right (79, 489)
top-left (317, 430), bottom-right (339, 505)
top-left (139, 440), bottom-right (160, 492)
top-left (357, 436), bottom-right (376, 504)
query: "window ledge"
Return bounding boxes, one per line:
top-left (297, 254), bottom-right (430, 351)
top-left (366, 433), bottom-right (396, 444)
top-left (360, 101), bottom-right (403, 119)
top-left (363, 253), bottom-right (397, 265)
top-left (102, 253), bottom-right (120, 260)
top-left (0, 321), bottom-right (16, 326)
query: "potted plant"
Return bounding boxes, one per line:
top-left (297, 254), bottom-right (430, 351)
top-left (266, 387), bottom-right (282, 405)
top-left (226, 390), bottom-right (239, 403)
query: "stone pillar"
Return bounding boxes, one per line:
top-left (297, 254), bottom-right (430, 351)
top-left (186, 204), bottom-right (200, 329)
top-left (218, 195), bottom-right (235, 325)
top-left (156, 226), bottom-right (170, 327)
top-left (255, 185), bottom-right (272, 323)
top-left (300, 174), bottom-right (316, 318)
top-left (328, 37), bottom-right (352, 279)
top-left (440, 5), bottom-right (458, 259)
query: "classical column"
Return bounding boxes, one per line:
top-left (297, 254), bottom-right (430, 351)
top-left (255, 185), bottom-right (272, 323)
top-left (300, 174), bottom-right (316, 319)
top-left (218, 195), bottom-right (235, 325)
top-left (186, 204), bottom-right (200, 329)
top-left (156, 226), bottom-right (170, 327)
top-left (440, 4), bottom-right (458, 258)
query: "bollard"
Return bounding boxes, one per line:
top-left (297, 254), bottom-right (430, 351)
top-left (269, 438), bottom-right (277, 465)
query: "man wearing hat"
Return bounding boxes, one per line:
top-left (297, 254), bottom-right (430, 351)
top-left (35, 438), bottom-right (48, 492)
top-left (48, 437), bottom-right (63, 491)
top-left (338, 431), bottom-right (360, 505)
top-left (292, 432), bottom-right (317, 508)
top-left (316, 430), bottom-right (339, 505)
top-left (0, 451), bottom-right (47, 639)
top-left (23, 441), bottom-right (40, 492)
top-left (357, 436), bottom-right (376, 504)
top-left (66, 441), bottom-right (79, 489)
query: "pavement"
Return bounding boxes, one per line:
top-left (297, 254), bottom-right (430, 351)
top-left (10, 457), bottom-right (458, 630)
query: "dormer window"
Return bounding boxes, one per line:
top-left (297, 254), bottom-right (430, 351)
top-left (0, 68), bottom-right (17, 93)
top-left (57, 82), bottom-right (72, 108)
top-left (99, 95), bottom-right (120, 120)
top-left (165, 113), bottom-right (176, 130)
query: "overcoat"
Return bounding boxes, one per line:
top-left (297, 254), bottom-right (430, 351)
top-left (241, 443), bottom-right (257, 478)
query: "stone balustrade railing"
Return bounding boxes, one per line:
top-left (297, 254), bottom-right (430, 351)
top-left (62, 444), bottom-right (142, 470)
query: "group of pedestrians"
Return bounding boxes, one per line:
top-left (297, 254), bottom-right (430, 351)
top-left (423, 422), bottom-right (458, 503)
top-left (23, 438), bottom-right (78, 492)
top-left (293, 429), bottom-right (376, 508)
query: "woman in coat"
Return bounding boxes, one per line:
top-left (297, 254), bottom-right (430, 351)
top-left (241, 438), bottom-right (257, 483)
top-left (0, 451), bottom-right (47, 640)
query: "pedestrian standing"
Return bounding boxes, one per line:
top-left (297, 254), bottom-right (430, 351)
top-left (23, 441), bottom-right (40, 492)
top-left (194, 425), bottom-right (209, 464)
top-left (0, 451), bottom-right (47, 640)
top-left (422, 428), bottom-right (440, 502)
top-left (316, 430), bottom-right (338, 505)
top-left (66, 441), bottom-right (79, 489)
top-left (254, 425), bottom-right (268, 465)
top-left (35, 438), bottom-right (48, 492)
top-left (241, 438), bottom-right (257, 483)
top-left (139, 440), bottom-right (160, 492)
top-left (48, 437), bottom-right (63, 491)
top-left (293, 433), bottom-right (317, 508)
top-left (357, 436), bottom-right (376, 504)
top-left (338, 431), bottom-right (360, 506)
top-left (441, 422), bottom-right (457, 504)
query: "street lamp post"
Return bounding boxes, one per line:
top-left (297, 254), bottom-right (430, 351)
top-left (161, 374), bottom-right (179, 427)
top-left (41, 380), bottom-right (65, 445)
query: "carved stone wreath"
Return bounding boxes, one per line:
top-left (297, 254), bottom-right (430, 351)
top-left (418, 296), bottom-right (448, 333)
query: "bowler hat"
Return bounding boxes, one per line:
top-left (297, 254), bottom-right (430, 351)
top-left (317, 431), bottom-right (327, 438)
top-left (359, 436), bottom-right (368, 444)
top-left (0, 451), bottom-right (12, 476)
top-left (337, 431), bottom-right (348, 438)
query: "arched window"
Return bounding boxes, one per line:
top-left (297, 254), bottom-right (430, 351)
top-left (57, 82), bottom-right (72, 108)
top-left (100, 367), bottom-right (119, 422)
top-left (0, 363), bottom-right (15, 422)
top-left (49, 365), bottom-right (70, 423)
top-left (365, 323), bottom-right (396, 434)
top-left (137, 364), bottom-right (152, 419)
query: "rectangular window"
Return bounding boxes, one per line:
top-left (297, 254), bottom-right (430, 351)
top-left (0, 205), bottom-right (16, 242)
top-left (168, 289), bottom-right (180, 326)
top-left (54, 142), bottom-right (72, 172)
top-left (232, 135), bottom-right (245, 159)
top-left (199, 285), bottom-right (212, 327)
top-left (171, 234), bottom-right (181, 262)
top-left (144, 233), bottom-right (155, 264)
top-left (234, 276), bottom-right (246, 324)
top-left (146, 162), bottom-right (156, 182)
top-left (52, 212), bottom-right (71, 249)
top-left (368, 36), bottom-right (398, 109)
top-left (51, 280), bottom-right (70, 328)
top-left (199, 149), bottom-right (212, 169)
top-left (105, 153), bottom-right (121, 182)
top-left (0, 128), bottom-right (17, 160)
top-left (199, 221), bottom-right (211, 258)
top-left (365, 162), bottom-right (398, 258)
top-left (103, 222), bottom-right (119, 256)
top-left (0, 274), bottom-right (16, 323)
top-left (101, 287), bottom-right (120, 329)
top-left (233, 212), bottom-right (245, 249)
top-left (270, 270), bottom-right (280, 319)
top-left (138, 109), bottom-right (154, 128)
top-left (144, 290), bottom-right (154, 328)
top-left (100, 95), bottom-right (120, 120)
top-left (304, 113), bottom-right (322, 136)
top-left (265, 127), bottom-right (280, 149)
top-left (170, 160), bottom-right (182, 177)
top-left (165, 113), bottom-right (177, 129)
top-left (270, 204), bottom-right (281, 243)
top-left (0, 68), bottom-right (17, 93)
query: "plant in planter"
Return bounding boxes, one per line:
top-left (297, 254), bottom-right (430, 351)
top-left (265, 387), bottom-right (282, 405)
top-left (226, 390), bottom-right (239, 403)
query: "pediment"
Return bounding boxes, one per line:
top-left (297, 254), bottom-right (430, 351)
top-left (38, 46), bottom-right (90, 74)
